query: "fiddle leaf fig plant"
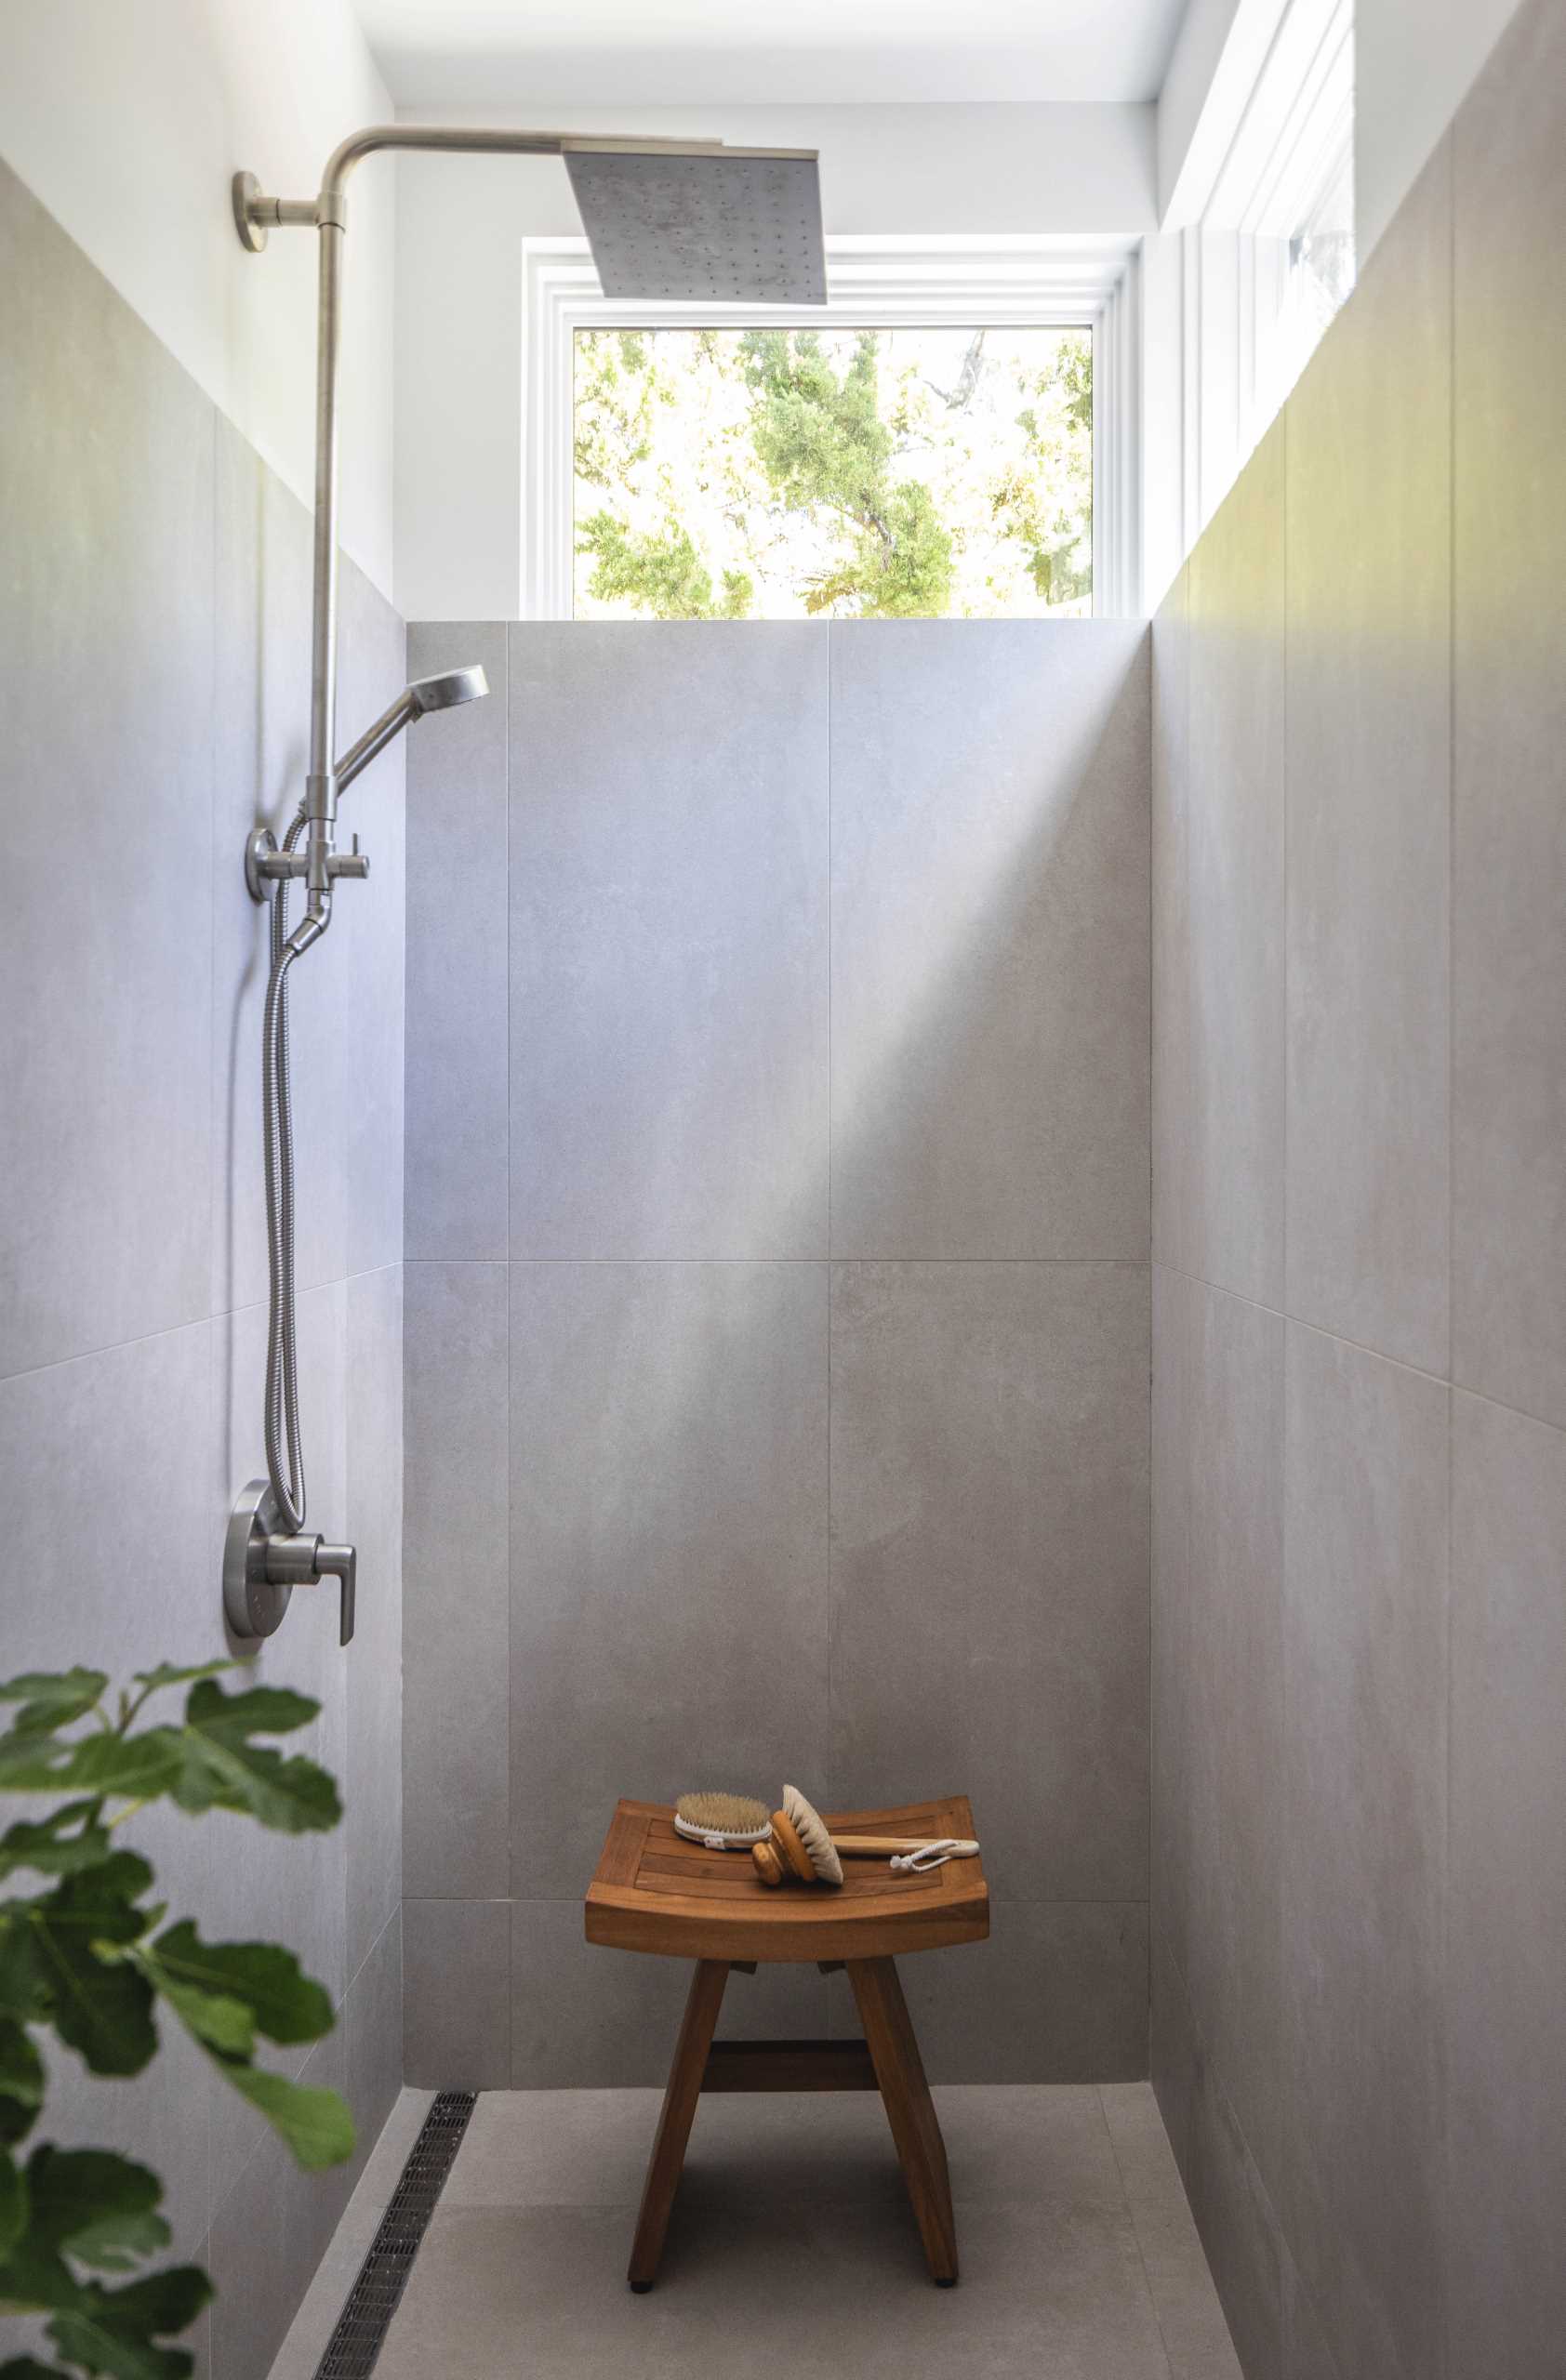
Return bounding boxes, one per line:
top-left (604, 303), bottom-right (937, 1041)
top-left (0, 1661), bottom-right (353, 2379)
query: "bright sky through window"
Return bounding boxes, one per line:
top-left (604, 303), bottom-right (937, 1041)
top-left (572, 324), bottom-right (1092, 620)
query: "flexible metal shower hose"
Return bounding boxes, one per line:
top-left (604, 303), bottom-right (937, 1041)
top-left (262, 813), bottom-right (309, 1533)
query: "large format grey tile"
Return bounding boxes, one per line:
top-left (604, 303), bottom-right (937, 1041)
top-left (0, 158), bottom-right (214, 1376)
top-left (0, 1318), bottom-right (227, 2151)
top-left (215, 2028), bottom-right (354, 2380)
top-left (1148, 1946), bottom-right (1282, 2380)
top-left (1152, 572), bottom-right (1192, 1275)
top-left (1101, 2082), bottom-right (1245, 2380)
top-left (373, 2190), bottom-right (1172, 2380)
top-left (508, 1259), bottom-right (828, 1900)
top-left (1446, 1391), bottom-right (1566, 2380)
top-left (404, 623), bottom-right (510, 1260)
top-left (211, 421), bottom-right (342, 1317)
top-left (830, 622), bottom-right (1149, 1260)
top-left (337, 558), bottom-right (408, 1282)
top-left (511, 1903), bottom-right (828, 2088)
top-left (449, 2082), bottom-right (1122, 2213)
top-left (1149, 1925), bottom-right (1198, 2190)
top-left (404, 1898), bottom-right (511, 2089)
top-left (1281, 1323), bottom-right (1448, 2380)
top-left (1150, 1263), bottom-right (1192, 1993)
top-left (826, 1902), bottom-right (1148, 2084)
top-left (1281, 2243), bottom-right (1341, 2380)
top-left (345, 1264), bottom-right (403, 1978)
top-left (208, 1281), bottom-right (352, 2154)
top-left (1451, 0), bottom-right (1566, 1431)
top-left (829, 1261), bottom-right (1148, 1902)
top-left (509, 624), bottom-right (829, 1258)
top-left (209, 2117), bottom-right (296, 2380)
top-left (402, 1261), bottom-right (509, 1899)
top-left (345, 1906), bottom-right (404, 2205)
top-left (1181, 1280), bottom-right (1283, 2198)
top-left (1187, 418), bottom-right (1286, 1309)
top-left (1284, 141), bottom-right (1453, 1376)
top-left (1183, 2049), bottom-right (1283, 2380)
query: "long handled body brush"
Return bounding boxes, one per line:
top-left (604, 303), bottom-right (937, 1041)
top-left (750, 1784), bottom-right (979, 1887)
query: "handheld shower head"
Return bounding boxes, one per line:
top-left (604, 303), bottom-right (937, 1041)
top-left (409, 665), bottom-right (488, 714)
top-left (334, 663), bottom-right (488, 792)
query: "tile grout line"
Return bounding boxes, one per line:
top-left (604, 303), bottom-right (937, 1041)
top-left (824, 626), bottom-right (834, 2043)
top-left (1153, 1257), bottom-right (1565, 1444)
top-left (1441, 131), bottom-right (1458, 2380)
top-left (401, 1253), bottom-right (1154, 1267)
top-left (503, 628), bottom-right (515, 2088)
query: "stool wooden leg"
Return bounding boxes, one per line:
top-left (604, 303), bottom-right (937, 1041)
top-left (847, 1955), bottom-right (959, 2284)
top-left (628, 1958), bottom-right (729, 2291)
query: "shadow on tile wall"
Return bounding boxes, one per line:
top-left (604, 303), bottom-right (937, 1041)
top-left (403, 616), bottom-right (1153, 2091)
top-left (1149, 2), bottom-right (1566, 2372)
top-left (0, 158), bottom-right (405, 2380)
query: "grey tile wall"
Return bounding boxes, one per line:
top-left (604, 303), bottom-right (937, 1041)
top-left (1150, 7), bottom-right (1566, 2372)
top-left (509, 622), bottom-right (829, 1259)
top-left (1447, 1393), bottom-right (1566, 2380)
top-left (404, 619), bottom-right (1153, 2086)
top-left (0, 158), bottom-right (406, 2378)
top-left (1285, 141), bottom-right (1453, 1380)
top-left (1186, 419), bottom-right (1286, 1311)
top-left (829, 623), bottom-right (1149, 1258)
top-left (404, 623), bottom-right (511, 1261)
top-left (1451, 0), bottom-right (1566, 1431)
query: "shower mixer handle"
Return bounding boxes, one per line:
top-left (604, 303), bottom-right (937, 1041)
top-left (224, 1479), bottom-right (357, 1646)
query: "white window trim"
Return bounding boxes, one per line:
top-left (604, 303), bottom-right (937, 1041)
top-left (521, 234), bottom-right (1141, 621)
top-left (1177, 0), bottom-right (1354, 544)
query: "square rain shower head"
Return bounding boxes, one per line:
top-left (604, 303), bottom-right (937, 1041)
top-left (563, 141), bottom-right (827, 306)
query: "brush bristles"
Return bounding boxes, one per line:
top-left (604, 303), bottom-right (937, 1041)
top-left (782, 1783), bottom-right (843, 1884)
top-left (676, 1791), bottom-right (770, 1836)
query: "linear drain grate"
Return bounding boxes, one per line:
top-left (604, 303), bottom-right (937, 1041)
top-left (313, 2090), bottom-right (476, 2379)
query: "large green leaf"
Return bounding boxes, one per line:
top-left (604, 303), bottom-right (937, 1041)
top-left (0, 2150), bottom-right (23, 2260)
top-left (24, 1862), bottom-right (158, 2077)
top-left (0, 2017), bottom-right (44, 2147)
top-left (0, 1913), bottom-right (47, 2024)
top-left (127, 1664), bottom-right (232, 1698)
top-left (170, 1683), bottom-right (338, 1833)
top-left (0, 1673), bottom-right (107, 1737)
top-left (0, 1732), bottom-right (181, 1802)
top-left (57, 1734), bottom-right (184, 1803)
top-left (0, 2359), bottom-right (64, 2377)
top-left (45, 2261), bottom-right (210, 2380)
top-left (0, 1806), bottom-right (114, 1884)
top-left (220, 2067), bottom-right (354, 2170)
top-left (23, 2148), bottom-right (169, 2274)
top-left (146, 1926), bottom-right (331, 2051)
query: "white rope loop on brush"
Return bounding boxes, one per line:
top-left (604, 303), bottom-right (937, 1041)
top-left (889, 1838), bottom-right (979, 1872)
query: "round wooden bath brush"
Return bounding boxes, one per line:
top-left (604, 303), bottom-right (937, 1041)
top-left (750, 1784), bottom-right (980, 1886)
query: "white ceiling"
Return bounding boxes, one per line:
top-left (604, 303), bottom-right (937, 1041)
top-left (357, 0), bottom-right (1189, 108)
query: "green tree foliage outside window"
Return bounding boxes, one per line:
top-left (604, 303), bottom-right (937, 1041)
top-left (573, 324), bottom-right (1092, 621)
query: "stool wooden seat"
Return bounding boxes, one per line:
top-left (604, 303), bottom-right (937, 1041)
top-left (584, 1794), bottom-right (989, 2290)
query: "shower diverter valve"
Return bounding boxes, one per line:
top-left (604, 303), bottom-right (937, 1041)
top-left (225, 1479), bottom-right (357, 1646)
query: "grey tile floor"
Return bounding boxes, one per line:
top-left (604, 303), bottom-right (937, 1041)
top-left (269, 2082), bottom-right (1241, 2380)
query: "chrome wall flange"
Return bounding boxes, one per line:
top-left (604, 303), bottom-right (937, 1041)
top-left (225, 1478), bottom-right (292, 1639)
top-left (232, 171), bottom-right (268, 253)
top-left (246, 826), bottom-right (279, 902)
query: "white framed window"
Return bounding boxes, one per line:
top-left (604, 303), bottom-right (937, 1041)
top-left (522, 236), bottom-right (1142, 619)
top-left (1180, 0), bottom-right (1355, 540)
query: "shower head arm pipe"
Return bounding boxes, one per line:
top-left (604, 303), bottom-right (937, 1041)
top-left (234, 125), bottom-right (728, 905)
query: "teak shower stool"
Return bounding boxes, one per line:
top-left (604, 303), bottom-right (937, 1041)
top-left (584, 1793), bottom-right (989, 2289)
